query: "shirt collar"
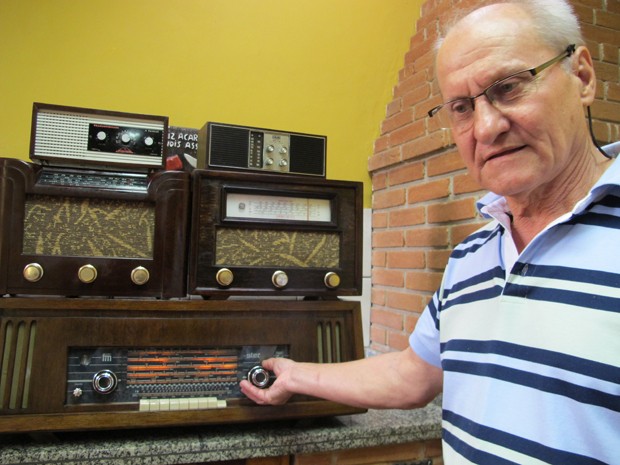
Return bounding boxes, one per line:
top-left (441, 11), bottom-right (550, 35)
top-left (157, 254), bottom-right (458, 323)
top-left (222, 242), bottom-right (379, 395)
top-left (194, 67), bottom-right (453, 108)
top-left (477, 142), bottom-right (620, 221)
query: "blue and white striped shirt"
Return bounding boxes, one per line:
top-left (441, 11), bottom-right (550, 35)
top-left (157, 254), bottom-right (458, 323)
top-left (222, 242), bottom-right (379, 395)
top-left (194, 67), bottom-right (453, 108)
top-left (411, 153), bottom-right (620, 464)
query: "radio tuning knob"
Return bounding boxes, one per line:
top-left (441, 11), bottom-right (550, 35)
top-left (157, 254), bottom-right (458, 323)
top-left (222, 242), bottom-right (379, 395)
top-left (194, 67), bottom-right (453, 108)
top-left (92, 370), bottom-right (118, 395)
top-left (271, 270), bottom-right (288, 289)
top-left (96, 131), bottom-right (107, 141)
top-left (216, 268), bottom-right (234, 287)
top-left (279, 147), bottom-right (288, 154)
top-left (144, 136), bottom-right (154, 146)
top-left (266, 145), bottom-right (275, 153)
top-left (131, 266), bottom-right (150, 285)
top-left (247, 366), bottom-right (274, 389)
top-left (72, 388), bottom-right (83, 398)
top-left (324, 272), bottom-right (341, 289)
top-left (121, 132), bottom-right (132, 144)
top-left (279, 159), bottom-right (288, 167)
top-left (23, 263), bottom-right (44, 282)
top-left (78, 264), bottom-right (98, 283)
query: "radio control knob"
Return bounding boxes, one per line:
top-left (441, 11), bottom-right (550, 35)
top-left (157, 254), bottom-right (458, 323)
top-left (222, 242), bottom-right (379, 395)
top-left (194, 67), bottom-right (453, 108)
top-left (279, 147), bottom-right (288, 154)
top-left (131, 266), bottom-right (150, 285)
top-left (324, 272), bottom-right (341, 289)
top-left (78, 264), bottom-right (98, 283)
top-left (144, 136), bottom-right (154, 146)
top-left (247, 366), bottom-right (274, 389)
top-left (272, 270), bottom-right (288, 289)
top-left (121, 132), bottom-right (132, 144)
top-left (279, 159), bottom-right (289, 167)
top-left (96, 131), bottom-right (107, 141)
top-left (266, 145), bottom-right (275, 153)
top-left (23, 263), bottom-right (44, 282)
top-left (264, 157), bottom-right (274, 166)
top-left (92, 370), bottom-right (118, 395)
top-left (216, 268), bottom-right (234, 287)
top-left (72, 388), bottom-right (83, 398)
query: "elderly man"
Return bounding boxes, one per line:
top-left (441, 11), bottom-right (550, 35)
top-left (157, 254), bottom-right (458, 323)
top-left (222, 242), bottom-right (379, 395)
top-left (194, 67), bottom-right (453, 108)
top-left (240, 1), bottom-right (620, 463)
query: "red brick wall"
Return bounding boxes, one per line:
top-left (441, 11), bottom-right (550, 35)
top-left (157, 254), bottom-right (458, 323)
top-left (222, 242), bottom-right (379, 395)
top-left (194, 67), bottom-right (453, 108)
top-left (368, 0), bottom-right (620, 353)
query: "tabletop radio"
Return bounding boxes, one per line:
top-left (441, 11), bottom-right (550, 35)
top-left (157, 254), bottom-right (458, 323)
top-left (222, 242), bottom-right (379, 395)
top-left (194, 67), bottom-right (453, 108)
top-left (0, 158), bottom-right (190, 298)
top-left (188, 170), bottom-right (363, 297)
top-left (0, 297), bottom-right (365, 433)
top-left (30, 102), bottom-right (168, 172)
top-left (197, 122), bottom-right (326, 177)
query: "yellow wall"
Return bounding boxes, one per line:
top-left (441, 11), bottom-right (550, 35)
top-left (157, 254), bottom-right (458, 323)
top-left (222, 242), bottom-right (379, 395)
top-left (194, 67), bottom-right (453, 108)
top-left (0, 0), bottom-right (421, 206)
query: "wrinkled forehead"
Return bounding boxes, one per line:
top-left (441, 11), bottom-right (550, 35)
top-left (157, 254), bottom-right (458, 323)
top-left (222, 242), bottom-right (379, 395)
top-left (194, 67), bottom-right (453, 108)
top-left (436, 4), bottom-right (547, 95)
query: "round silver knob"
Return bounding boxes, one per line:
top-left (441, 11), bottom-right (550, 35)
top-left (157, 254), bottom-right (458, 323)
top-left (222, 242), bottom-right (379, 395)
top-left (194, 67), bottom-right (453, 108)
top-left (121, 133), bottom-right (132, 144)
top-left (96, 131), bottom-right (107, 141)
top-left (92, 370), bottom-right (117, 394)
top-left (78, 264), bottom-right (97, 283)
top-left (247, 366), bottom-right (273, 389)
top-left (72, 388), bottom-right (83, 398)
top-left (131, 266), bottom-right (150, 285)
top-left (144, 136), bottom-right (154, 146)
top-left (271, 270), bottom-right (288, 289)
top-left (23, 263), bottom-right (44, 282)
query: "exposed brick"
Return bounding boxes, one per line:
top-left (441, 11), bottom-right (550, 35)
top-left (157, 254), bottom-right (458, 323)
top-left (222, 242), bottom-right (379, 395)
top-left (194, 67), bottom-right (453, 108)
top-left (368, 146), bottom-right (402, 172)
top-left (374, 134), bottom-right (390, 153)
top-left (389, 162), bottom-right (424, 186)
top-left (592, 98), bottom-right (620, 121)
top-left (405, 312), bottom-right (421, 333)
top-left (454, 172), bottom-right (482, 194)
top-left (372, 229), bottom-right (404, 248)
top-left (371, 288), bottom-right (386, 306)
top-left (382, 108), bottom-right (414, 134)
top-left (388, 119), bottom-right (426, 147)
top-left (372, 171), bottom-right (388, 191)
top-left (408, 177), bottom-right (451, 203)
top-left (371, 308), bottom-right (404, 330)
top-left (372, 250), bottom-right (387, 267)
top-left (372, 211), bottom-right (388, 228)
top-left (387, 331), bottom-right (411, 351)
top-left (428, 198), bottom-right (477, 223)
top-left (386, 98), bottom-right (402, 118)
top-left (427, 150), bottom-right (466, 176)
top-left (405, 226), bottom-right (449, 247)
top-left (372, 186), bottom-right (406, 209)
top-left (370, 325), bottom-right (387, 346)
top-left (427, 249), bottom-right (452, 270)
top-left (402, 130), bottom-right (450, 160)
top-left (595, 10), bottom-right (620, 29)
top-left (389, 206), bottom-right (425, 227)
top-left (386, 290), bottom-right (425, 312)
top-left (386, 250), bottom-right (426, 269)
top-left (406, 270), bottom-right (443, 292)
top-left (372, 268), bottom-right (405, 287)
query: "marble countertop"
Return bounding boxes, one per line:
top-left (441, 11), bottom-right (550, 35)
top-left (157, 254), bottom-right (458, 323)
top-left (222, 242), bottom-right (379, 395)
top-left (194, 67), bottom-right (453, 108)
top-left (0, 403), bottom-right (442, 464)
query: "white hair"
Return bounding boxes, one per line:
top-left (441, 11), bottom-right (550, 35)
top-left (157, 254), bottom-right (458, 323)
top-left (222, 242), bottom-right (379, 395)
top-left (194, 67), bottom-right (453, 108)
top-left (436, 0), bottom-right (585, 53)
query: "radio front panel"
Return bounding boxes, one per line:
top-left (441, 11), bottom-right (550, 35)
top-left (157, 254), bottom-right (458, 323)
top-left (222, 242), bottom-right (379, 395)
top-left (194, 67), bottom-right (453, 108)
top-left (189, 170), bottom-right (363, 297)
top-left (0, 298), bottom-right (365, 433)
top-left (198, 122), bottom-right (326, 177)
top-left (30, 103), bottom-right (168, 171)
top-left (0, 158), bottom-right (190, 298)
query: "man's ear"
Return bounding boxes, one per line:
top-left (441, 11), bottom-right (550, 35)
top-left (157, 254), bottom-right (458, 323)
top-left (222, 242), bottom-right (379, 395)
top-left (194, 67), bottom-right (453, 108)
top-left (573, 45), bottom-right (596, 106)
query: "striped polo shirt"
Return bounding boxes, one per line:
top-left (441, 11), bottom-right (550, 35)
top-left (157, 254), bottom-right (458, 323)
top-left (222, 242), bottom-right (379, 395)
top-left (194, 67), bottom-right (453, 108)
top-left (410, 153), bottom-right (620, 464)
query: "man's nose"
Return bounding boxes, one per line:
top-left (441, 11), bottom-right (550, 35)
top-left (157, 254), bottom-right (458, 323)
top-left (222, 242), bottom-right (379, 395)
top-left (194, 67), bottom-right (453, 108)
top-left (472, 98), bottom-right (510, 143)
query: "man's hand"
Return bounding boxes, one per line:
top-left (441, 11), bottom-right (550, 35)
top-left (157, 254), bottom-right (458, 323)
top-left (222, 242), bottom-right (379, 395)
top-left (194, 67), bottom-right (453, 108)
top-left (239, 357), bottom-right (296, 405)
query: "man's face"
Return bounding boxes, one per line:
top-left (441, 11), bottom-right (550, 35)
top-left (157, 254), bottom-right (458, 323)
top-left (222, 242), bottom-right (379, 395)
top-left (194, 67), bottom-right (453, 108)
top-left (436, 4), bottom-right (587, 200)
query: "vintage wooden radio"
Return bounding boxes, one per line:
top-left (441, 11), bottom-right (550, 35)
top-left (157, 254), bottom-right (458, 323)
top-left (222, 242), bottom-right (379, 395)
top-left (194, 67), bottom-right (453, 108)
top-left (0, 298), bottom-right (365, 433)
top-left (0, 158), bottom-right (190, 298)
top-left (188, 169), bottom-right (363, 297)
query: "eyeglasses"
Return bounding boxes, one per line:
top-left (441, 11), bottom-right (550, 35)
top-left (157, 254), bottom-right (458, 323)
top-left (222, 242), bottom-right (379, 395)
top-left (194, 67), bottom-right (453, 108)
top-left (428, 44), bottom-right (576, 132)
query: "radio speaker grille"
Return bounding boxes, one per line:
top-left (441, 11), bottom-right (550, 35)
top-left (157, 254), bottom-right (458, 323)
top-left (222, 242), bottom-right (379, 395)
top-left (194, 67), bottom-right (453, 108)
top-left (317, 319), bottom-right (344, 363)
top-left (0, 319), bottom-right (36, 411)
top-left (23, 195), bottom-right (155, 258)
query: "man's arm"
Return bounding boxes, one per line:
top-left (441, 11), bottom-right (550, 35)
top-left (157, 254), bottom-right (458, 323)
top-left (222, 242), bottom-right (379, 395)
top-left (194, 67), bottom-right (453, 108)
top-left (239, 346), bottom-right (443, 410)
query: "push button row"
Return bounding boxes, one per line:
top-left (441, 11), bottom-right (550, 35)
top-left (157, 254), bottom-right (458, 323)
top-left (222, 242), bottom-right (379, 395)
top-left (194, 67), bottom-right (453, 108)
top-left (138, 396), bottom-right (227, 412)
